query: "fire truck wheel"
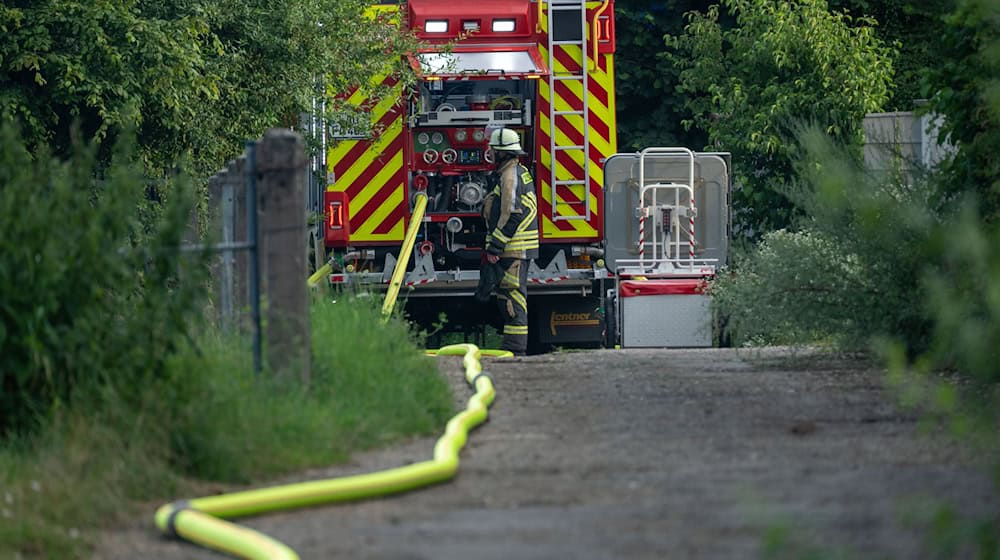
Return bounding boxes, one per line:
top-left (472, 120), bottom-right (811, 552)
top-left (603, 297), bottom-right (617, 348)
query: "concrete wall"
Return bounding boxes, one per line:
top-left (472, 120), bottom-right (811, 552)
top-left (863, 111), bottom-right (953, 175)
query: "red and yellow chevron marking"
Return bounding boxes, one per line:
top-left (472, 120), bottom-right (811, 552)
top-left (327, 79), bottom-right (407, 244)
top-left (536, 2), bottom-right (618, 243)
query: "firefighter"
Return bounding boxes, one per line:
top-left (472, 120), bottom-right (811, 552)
top-left (481, 128), bottom-right (539, 355)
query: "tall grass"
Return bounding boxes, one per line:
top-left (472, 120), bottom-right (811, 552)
top-left (1, 295), bottom-right (454, 558)
top-left (1, 275), bottom-right (454, 558)
top-left (159, 295), bottom-right (455, 484)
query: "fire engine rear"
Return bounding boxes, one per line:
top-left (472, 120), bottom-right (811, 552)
top-left (314, 0), bottom-right (732, 351)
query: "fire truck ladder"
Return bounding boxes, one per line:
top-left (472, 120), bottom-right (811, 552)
top-left (546, 0), bottom-right (591, 223)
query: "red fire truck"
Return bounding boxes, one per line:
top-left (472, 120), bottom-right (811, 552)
top-left (315, 0), bottom-right (732, 351)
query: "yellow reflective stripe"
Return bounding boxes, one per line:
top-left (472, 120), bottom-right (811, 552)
top-left (514, 197), bottom-right (537, 235)
top-left (521, 198), bottom-right (537, 216)
top-left (509, 290), bottom-right (527, 311)
top-left (491, 230), bottom-right (511, 243)
top-left (507, 235), bottom-right (538, 244)
top-left (512, 220), bottom-right (538, 240)
top-left (516, 206), bottom-right (537, 234)
top-left (503, 325), bottom-right (529, 335)
top-left (506, 231), bottom-right (539, 249)
top-left (507, 235), bottom-right (537, 246)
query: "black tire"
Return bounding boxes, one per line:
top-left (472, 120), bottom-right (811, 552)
top-left (603, 295), bottom-right (617, 349)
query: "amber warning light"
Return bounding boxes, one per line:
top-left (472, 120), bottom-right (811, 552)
top-left (329, 202), bottom-right (344, 229)
top-left (324, 192), bottom-right (350, 246)
top-left (597, 16), bottom-right (611, 42)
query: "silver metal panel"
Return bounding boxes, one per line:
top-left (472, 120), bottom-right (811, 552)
top-left (622, 294), bottom-right (713, 348)
top-left (604, 151), bottom-right (730, 272)
top-left (417, 51), bottom-right (543, 75)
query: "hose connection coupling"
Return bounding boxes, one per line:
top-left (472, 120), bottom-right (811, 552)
top-left (164, 500), bottom-right (193, 539)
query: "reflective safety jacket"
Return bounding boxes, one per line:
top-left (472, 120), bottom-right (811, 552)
top-left (482, 158), bottom-right (539, 259)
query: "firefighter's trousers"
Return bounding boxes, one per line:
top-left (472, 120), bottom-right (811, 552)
top-left (497, 258), bottom-right (529, 355)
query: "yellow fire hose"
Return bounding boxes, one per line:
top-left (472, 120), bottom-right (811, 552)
top-left (382, 192), bottom-right (428, 319)
top-left (306, 262), bottom-right (332, 288)
top-left (155, 343), bottom-right (507, 559)
top-left (307, 192), bottom-right (427, 297)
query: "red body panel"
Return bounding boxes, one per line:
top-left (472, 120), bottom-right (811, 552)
top-left (619, 279), bottom-right (708, 297)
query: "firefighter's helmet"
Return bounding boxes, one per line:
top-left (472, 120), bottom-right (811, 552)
top-left (488, 128), bottom-right (523, 153)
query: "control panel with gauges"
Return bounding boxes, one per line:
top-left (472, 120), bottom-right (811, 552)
top-left (399, 76), bottom-right (537, 253)
top-left (412, 127), bottom-right (495, 173)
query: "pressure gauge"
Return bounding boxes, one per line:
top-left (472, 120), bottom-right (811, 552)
top-left (472, 129), bottom-right (486, 142)
top-left (431, 132), bottom-right (444, 145)
top-left (417, 132), bottom-right (430, 146)
top-left (454, 129), bottom-right (468, 142)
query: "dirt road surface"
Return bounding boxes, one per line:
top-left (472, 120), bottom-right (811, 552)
top-left (98, 348), bottom-right (997, 559)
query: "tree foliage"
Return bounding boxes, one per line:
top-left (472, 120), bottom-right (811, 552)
top-left (921, 0), bottom-right (1000, 219)
top-left (615, 0), bottom-right (941, 152)
top-left (0, 0), bottom-right (418, 177)
top-left (0, 1), bottom-right (211, 164)
top-left (666, 0), bottom-right (895, 236)
top-left (0, 124), bottom-right (205, 435)
top-left (614, 1), bottom-right (715, 150)
top-left (827, 0), bottom-right (951, 110)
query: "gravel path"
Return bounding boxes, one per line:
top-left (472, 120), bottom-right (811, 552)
top-left (97, 348), bottom-right (997, 559)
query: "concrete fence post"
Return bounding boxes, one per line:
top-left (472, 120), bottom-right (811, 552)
top-left (231, 156), bottom-right (249, 318)
top-left (256, 128), bottom-right (311, 384)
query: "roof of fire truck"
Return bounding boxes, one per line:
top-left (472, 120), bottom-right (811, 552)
top-left (406, 0), bottom-right (536, 43)
top-left (404, 0), bottom-right (546, 79)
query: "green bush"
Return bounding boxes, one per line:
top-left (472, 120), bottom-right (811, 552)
top-left (711, 127), bottom-right (939, 352)
top-left (711, 229), bottom-right (867, 347)
top-left (881, 200), bottom-right (1000, 440)
top-left (920, 0), bottom-right (1000, 218)
top-left (0, 123), bottom-right (204, 435)
top-left (874, 203), bottom-right (1000, 560)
